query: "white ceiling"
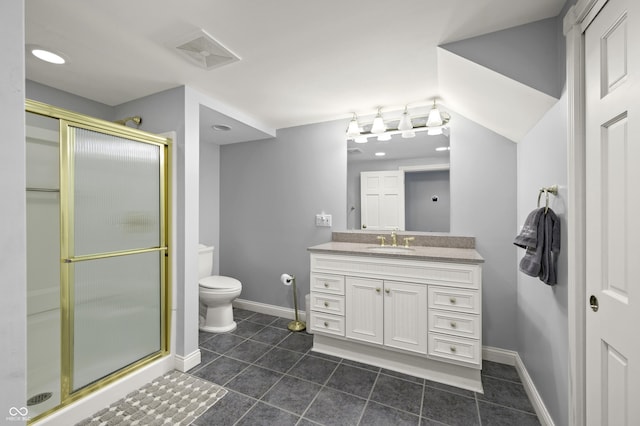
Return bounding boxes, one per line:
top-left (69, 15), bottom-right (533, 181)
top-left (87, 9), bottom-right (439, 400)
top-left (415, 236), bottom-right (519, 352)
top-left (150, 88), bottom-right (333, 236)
top-left (25, 0), bottom-right (566, 141)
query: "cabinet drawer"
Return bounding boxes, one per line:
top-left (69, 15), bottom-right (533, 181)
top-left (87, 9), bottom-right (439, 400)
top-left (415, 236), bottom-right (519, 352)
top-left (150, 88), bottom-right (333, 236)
top-left (310, 293), bottom-right (345, 315)
top-left (428, 333), bottom-right (481, 367)
top-left (428, 310), bottom-right (480, 339)
top-left (311, 273), bottom-right (345, 295)
top-left (309, 312), bottom-right (345, 336)
top-left (428, 286), bottom-right (480, 314)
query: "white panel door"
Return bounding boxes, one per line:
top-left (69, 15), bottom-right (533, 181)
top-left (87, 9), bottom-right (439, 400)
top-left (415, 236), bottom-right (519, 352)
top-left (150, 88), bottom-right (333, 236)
top-left (360, 171), bottom-right (405, 230)
top-left (585, 0), bottom-right (640, 423)
top-left (383, 281), bottom-right (427, 354)
top-left (346, 277), bottom-right (383, 345)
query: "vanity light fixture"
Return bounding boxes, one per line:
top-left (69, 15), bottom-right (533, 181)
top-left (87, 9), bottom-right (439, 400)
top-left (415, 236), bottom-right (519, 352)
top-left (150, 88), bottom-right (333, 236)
top-left (345, 100), bottom-right (450, 142)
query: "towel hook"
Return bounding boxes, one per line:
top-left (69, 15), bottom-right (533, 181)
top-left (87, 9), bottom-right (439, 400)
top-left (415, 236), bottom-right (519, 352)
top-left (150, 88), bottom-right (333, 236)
top-left (537, 185), bottom-right (558, 214)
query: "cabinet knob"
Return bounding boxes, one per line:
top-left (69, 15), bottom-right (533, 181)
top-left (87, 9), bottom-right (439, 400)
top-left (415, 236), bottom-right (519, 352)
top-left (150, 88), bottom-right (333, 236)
top-left (449, 297), bottom-right (457, 304)
top-left (376, 288), bottom-right (381, 293)
top-left (324, 282), bottom-right (329, 288)
top-left (324, 321), bottom-right (329, 327)
top-left (324, 301), bottom-right (329, 308)
top-left (450, 346), bottom-right (457, 353)
top-left (385, 288), bottom-right (390, 294)
top-left (450, 321), bottom-right (457, 329)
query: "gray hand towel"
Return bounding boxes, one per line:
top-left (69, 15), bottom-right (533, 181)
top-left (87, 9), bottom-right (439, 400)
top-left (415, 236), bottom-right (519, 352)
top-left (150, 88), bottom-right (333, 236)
top-left (539, 209), bottom-right (560, 285)
top-left (514, 208), bottom-right (545, 249)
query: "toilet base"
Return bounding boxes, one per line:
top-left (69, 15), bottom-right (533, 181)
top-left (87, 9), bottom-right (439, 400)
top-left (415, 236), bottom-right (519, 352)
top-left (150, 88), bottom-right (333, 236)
top-left (199, 318), bottom-right (237, 333)
top-left (199, 301), bottom-right (237, 333)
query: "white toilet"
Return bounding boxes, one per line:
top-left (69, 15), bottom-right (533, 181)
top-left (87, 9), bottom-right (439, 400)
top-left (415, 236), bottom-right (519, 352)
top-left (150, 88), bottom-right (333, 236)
top-left (198, 244), bottom-right (242, 333)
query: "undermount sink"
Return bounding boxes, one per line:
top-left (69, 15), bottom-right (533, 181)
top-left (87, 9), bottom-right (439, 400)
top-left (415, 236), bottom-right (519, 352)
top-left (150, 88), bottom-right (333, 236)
top-left (366, 246), bottom-right (415, 254)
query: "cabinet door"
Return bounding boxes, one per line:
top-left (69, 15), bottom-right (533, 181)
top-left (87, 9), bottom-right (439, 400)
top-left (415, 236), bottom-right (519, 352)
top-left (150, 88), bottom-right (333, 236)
top-left (346, 277), bottom-right (383, 345)
top-left (384, 281), bottom-right (427, 354)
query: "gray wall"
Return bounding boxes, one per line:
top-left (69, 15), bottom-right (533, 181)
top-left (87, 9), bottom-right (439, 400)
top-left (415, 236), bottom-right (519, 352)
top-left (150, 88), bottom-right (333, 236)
top-left (405, 170), bottom-right (450, 232)
top-left (442, 17), bottom-right (562, 99)
top-left (1, 0), bottom-right (27, 420)
top-left (26, 80), bottom-right (114, 120)
top-left (516, 95), bottom-right (568, 426)
top-left (199, 140), bottom-right (221, 274)
top-left (219, 120), bottom-right (347, 309)
top-left (450, 111), bottom-right (518, 350)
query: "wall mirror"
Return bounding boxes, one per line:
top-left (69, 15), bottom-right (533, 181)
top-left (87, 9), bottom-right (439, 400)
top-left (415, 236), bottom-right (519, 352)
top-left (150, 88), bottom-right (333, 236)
top-left (346, 130), bottom-right (450, 232)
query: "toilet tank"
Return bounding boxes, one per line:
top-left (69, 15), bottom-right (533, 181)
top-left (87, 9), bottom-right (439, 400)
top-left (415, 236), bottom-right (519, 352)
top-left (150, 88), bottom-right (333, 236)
top-left (198, 244), bottom-right (214, 279)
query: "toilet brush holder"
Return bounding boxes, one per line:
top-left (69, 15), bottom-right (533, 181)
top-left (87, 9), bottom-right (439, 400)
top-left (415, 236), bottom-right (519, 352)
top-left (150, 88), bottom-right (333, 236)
top-left (280, 273), bottom-right (306, 332)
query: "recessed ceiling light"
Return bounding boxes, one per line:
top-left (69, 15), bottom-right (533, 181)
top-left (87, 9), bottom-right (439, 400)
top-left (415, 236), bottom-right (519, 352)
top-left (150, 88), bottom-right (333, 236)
top-left (435, 146), bottom-right (450, 152)
top-left (29, 45), bottom-right (66, 64)
top-left (375, 152), bottom-right (386, 157)
top-left (212, 124), bottom-right (232, 131)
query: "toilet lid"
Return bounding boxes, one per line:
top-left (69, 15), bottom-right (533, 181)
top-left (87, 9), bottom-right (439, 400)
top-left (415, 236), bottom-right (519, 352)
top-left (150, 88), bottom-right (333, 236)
top-left (199, 275), bottom-right (242, 290)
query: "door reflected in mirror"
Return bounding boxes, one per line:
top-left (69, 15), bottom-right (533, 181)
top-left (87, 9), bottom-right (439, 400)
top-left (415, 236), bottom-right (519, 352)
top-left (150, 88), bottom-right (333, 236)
top-left (347, 131), bottom-right (450, 232)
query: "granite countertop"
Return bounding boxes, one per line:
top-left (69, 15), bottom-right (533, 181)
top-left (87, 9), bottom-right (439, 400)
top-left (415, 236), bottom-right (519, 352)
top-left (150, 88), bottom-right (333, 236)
top-left (308, 241), bottom-right (484, 264)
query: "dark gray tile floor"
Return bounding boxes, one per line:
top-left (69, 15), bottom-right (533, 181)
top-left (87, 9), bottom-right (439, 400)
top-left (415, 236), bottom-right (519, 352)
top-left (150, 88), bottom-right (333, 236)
top-left (190, 309), bottom-right (541, 426)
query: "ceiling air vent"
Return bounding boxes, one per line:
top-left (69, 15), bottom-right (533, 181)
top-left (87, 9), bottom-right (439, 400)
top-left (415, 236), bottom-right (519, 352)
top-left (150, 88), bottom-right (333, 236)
top-left (173, 29), bottom-right (240, 70)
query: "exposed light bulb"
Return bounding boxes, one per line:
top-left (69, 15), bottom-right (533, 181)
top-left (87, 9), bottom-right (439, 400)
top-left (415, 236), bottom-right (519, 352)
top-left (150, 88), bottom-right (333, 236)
top-left (354, 136), bottom-right (368, 143)
top-left (377, 133), bottom-right (392, 141)
top-left (401, 130), bottom-right (416, 138)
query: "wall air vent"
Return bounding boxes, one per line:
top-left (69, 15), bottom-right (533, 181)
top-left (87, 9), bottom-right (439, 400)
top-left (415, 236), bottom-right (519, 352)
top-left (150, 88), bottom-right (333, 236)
top-left (172, 29), bottom-right (240, 70)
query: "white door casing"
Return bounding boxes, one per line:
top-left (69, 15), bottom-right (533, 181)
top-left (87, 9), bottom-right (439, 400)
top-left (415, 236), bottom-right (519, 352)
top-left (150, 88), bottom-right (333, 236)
top-left (360, 170), bottom-right (405, 231)
top-left (585, 0), bottom-right (640, 423)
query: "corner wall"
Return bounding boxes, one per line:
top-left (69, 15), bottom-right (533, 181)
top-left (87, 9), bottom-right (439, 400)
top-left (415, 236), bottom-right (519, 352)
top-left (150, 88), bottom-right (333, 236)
top-left (449, 112), bottom-right (518, 350)
top-left (219, 120), bottom-right (347, 310)
top-left (516, 94), bottom-right (568, 426)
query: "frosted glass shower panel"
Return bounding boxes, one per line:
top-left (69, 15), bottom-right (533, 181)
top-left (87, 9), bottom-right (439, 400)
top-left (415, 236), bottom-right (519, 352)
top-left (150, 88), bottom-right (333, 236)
top-left (72, 251), bottom-right (161, 391)
top-left (73, 128), bottom-right (161, 255)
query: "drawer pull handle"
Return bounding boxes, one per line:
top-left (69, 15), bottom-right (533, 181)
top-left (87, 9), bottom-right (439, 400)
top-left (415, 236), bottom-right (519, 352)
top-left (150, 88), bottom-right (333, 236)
top-left (324, 282), bottom-right (329, 288)
top-left (450, 321), bottom-right (457, 329)
top-left (449, 297), bottom-right (457, 304)
top-left (376, 288), bottom-right (381, 293)
top-left (450, 346), bottom-right (457, 353)
top-left (324, 301), bottom-right (329, 308)
top-left (323, 321), bottom-right (329, 327)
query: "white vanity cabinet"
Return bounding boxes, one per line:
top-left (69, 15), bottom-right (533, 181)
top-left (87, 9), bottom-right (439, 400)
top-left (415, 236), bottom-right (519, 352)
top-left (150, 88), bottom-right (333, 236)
top-left (308, 249), bottom-right (484, 393)
top-left (345, 277), bottom-right (427, 354)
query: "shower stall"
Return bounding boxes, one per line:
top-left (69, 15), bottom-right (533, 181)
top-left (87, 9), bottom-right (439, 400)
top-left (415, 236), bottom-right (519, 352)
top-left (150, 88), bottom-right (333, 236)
top-left (25, 100), bottom-right (171, 423)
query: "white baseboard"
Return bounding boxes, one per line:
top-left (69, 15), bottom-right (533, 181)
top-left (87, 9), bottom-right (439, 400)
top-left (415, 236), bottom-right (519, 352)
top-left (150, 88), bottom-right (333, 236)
top-left (174, 349), bottom-right (201, 373)
top-left (483, 346), bottom-right (555, 426)
top-left (233, 298), bottom-right (307, 321)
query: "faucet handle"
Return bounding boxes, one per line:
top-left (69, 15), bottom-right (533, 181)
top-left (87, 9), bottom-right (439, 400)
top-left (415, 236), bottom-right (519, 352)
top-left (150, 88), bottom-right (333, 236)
top-left (376, 236), bottom-right (386, 246)
top-left (403, 237), bottom-right (415, 248)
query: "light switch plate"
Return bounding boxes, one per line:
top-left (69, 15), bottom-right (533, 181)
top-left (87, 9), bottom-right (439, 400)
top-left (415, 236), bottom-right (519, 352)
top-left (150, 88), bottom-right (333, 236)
top-left (315, 213), bottom-right (332, 227)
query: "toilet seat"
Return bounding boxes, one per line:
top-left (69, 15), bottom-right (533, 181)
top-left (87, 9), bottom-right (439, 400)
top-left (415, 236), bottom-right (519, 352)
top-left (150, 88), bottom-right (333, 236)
top-left (199, 275), bottom-right (242, 291)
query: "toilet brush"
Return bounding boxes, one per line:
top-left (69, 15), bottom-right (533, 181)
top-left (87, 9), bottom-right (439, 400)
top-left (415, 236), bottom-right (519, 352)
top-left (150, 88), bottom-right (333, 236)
top-left (280, 273), bottom-right (306, 332)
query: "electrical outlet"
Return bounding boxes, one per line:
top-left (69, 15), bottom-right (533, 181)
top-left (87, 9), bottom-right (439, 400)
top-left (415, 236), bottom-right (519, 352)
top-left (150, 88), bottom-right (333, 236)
top-left (315, 213), bottom-right (332, 227)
